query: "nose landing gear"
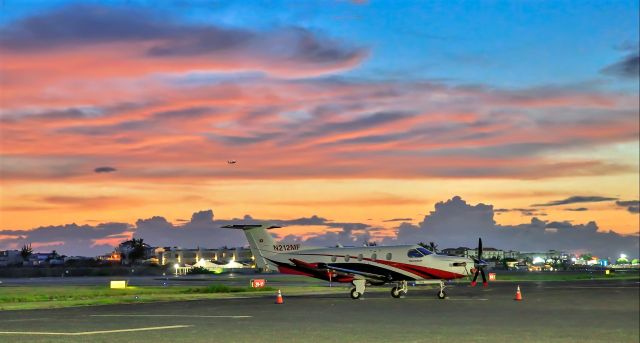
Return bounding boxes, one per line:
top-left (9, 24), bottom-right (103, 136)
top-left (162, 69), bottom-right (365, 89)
top-left (436, 280), bottom-right (447, 299)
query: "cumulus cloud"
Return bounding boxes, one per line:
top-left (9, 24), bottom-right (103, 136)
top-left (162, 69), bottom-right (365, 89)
top-left (616, 200), bottom-right (640, 214)
top-left (94, 166), bottom-right (117, 173)
top-left (2, 197), bottom-right (637, 257)
top-left (0, 223), bottom-right (130, 256)
top-left (386, 196), bottom-right (638, 258)
top-left (532, 196), bottom-right (617, 207)
top-left (0, 209), bottom-right (376, 256)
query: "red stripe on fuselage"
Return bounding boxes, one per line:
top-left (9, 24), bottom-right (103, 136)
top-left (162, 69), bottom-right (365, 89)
top-left (294, 253), bottom-right (465, 280)
top-left (372, 259), bottom-right (464, 279)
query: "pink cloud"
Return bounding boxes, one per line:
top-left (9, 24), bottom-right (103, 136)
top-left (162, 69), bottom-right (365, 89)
top-left (0, 6), bottom-right (637, 182)
top-left (2, 77), bottom-right (637, 181)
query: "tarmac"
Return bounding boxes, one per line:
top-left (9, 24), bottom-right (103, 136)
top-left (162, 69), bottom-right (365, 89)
top-left (0, 280), bottom-right (638, 343)
top-left (0, 273), bottom-right (320, 287)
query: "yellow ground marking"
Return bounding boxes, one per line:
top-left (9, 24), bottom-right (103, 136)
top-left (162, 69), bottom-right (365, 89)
top-left (0, 325), bottom-right (192, 335)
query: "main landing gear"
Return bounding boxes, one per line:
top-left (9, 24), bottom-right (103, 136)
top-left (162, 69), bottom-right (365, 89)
top-left (389, 280), bottom-right (447, 300)
top-left (350, 279), bottom-right (366, 299)
top-left (391, 281), bottom-right (408, 298)
top-left (350, 279), bottom-right (447, 300)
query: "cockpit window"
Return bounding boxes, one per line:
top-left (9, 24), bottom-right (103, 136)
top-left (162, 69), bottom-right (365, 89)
top-left (407, 249), bottom-right (424, 258)
top-left (417, 247), bottom-right (432, 256)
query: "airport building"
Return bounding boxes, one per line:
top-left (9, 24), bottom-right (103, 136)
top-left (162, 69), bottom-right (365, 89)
top-left (0, 250), bottom-right (22, 267)
top-left (518, 250), bottom-right (570, 262)
top-left (441, 247), bottom-right (518, 260)
top-left (159, 247), bottom-right (255, 269)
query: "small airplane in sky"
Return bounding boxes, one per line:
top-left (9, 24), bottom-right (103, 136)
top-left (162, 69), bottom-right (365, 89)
top-left (227, 160), bottom-right (237, 164)
top-left (224, 224), bottom-right (489, 299)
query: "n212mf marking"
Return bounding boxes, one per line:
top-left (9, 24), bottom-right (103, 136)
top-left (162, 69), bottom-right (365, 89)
top-left (273, 244), bottom-right (300, 251)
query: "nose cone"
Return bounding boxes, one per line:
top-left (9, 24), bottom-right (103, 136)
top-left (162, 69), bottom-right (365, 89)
top-left (443, 256), bottom-right (475, 278)
top-left (466, 257), bottom-right (476, 273)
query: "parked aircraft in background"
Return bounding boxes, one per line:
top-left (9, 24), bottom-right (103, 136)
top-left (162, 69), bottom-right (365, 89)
top-left (224, 224), bottom-right (489, 299)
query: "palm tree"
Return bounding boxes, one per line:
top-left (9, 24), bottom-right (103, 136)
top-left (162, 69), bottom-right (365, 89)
top-left (128, 238), bottom-right (147, 263)
top-left (20, 243), bottom-right (33, 260)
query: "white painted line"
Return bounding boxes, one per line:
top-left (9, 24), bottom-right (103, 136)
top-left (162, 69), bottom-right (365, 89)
top-left (542, 286), bottom-right (638, 289)
top-left (0, 325), bottom-right (192, 336)
top-left (90, 315), bottom-right (250, 319)
top-left (2, 318), bottom-right (51, 322)
top-left (393, 298), bottom-right (488, 301)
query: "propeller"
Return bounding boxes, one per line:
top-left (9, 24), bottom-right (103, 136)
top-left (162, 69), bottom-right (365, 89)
top-left (470, 237), bottom-right (488, 287)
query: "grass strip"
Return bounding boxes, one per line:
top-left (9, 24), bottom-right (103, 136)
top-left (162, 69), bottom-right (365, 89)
top-left (489, 272), bottom-right (639, 282)
top-left (0, 285), bottom-right (347, 311)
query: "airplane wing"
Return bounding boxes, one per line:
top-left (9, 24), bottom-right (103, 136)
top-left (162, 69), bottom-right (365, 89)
top-left (288, 259), bottom-right (388, 283)
top-left (323, 264), bottom-right (388, 281)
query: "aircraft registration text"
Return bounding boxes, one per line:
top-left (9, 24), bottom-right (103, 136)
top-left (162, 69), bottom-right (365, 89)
top-left (273, 244), bottom-right (300, 251)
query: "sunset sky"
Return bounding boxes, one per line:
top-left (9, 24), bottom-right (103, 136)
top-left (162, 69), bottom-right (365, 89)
top-left (0, 0), bottom-right (638, 257)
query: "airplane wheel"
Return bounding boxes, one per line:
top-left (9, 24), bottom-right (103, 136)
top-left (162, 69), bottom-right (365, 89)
top-left (437, 291), bottom-right (446, 299)
top-left (350, 288), bottom-right (362, 300)
top-left (391, 286), bottom-right (402, 298)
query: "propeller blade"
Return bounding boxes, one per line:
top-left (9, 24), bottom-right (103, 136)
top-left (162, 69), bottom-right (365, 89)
top-left (480, 268), bottom-right (487, 286)
top-left (471, 269), bottom-right (479, 286)
top-left (477, 237), bottom-right (483, 261)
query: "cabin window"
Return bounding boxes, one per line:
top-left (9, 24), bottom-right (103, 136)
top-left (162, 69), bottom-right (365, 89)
top-left (357, 254), bottom-right (363, 261)
top-left (371, 253), bottom-right (377, 260)
top-left (344, 255), bottom-right (350, 262)
top-left (407, 249), bottom-right (424, 258)
top-left (386, 253), bottom-right (392, 260)
top-left (417, 247), bottom-right (432, 255)
top-left (331, 256), bottom-right (337, 262)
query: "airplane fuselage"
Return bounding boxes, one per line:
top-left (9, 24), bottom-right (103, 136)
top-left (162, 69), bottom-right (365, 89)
top-left (224, 224), bottom-right (485, 299)
top-left (264, 244), bottom-right (474, 283)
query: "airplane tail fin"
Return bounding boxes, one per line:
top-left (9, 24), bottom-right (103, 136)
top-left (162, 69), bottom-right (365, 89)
top-left (222, 224), bottom-right (280, 271)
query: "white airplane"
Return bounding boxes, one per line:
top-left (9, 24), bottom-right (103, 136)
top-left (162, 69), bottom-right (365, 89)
top-left (223, 224), bottom-right (489, 299)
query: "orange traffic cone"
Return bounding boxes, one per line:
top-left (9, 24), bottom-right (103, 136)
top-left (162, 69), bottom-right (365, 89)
top-left (275, 289), bottom-right (284, 304)
top-left (514, 285), bottom-right (523, 301)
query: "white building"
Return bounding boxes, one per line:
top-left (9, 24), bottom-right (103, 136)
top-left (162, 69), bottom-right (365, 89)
top-left (442, 247), bottom-right (515, 260)
top-left (160, 247), bottom-right (255, 268)
top-left (466, 247), bottom-right (505, 260)
top-left (0, 250), bottom-right (22, 267)
top-left (518, 250), bottom-right (569, 263)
